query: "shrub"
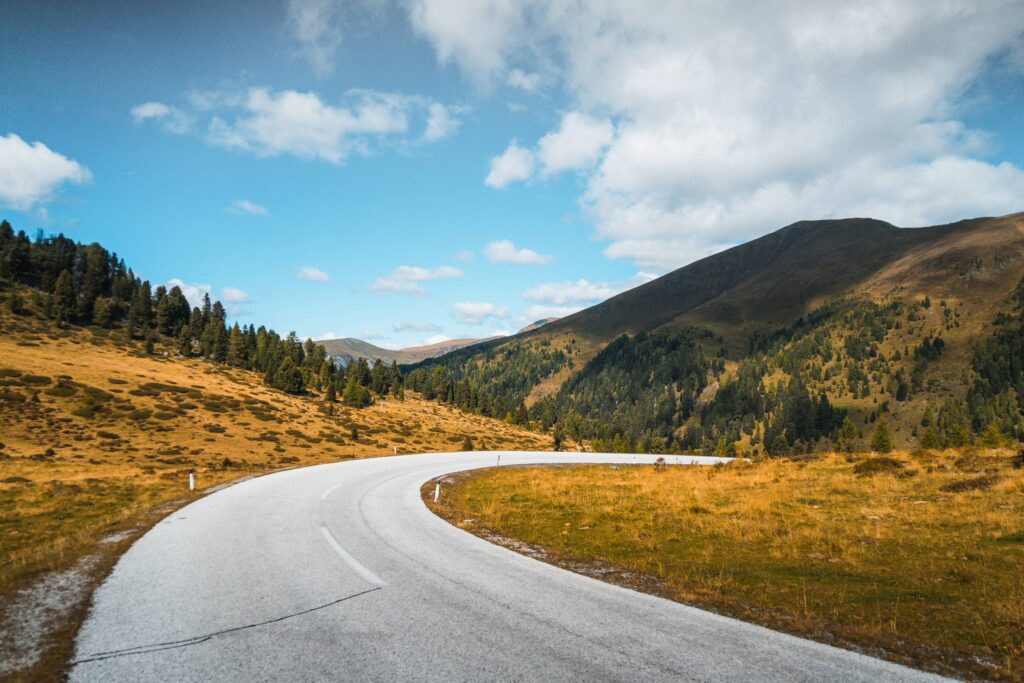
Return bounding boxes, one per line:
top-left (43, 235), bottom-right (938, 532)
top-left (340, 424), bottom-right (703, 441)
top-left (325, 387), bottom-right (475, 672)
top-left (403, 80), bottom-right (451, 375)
top-left (853, 456), bottom-right (903, 475)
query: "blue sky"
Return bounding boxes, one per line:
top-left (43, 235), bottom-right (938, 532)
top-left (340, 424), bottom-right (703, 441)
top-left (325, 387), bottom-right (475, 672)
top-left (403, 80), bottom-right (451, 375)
top-left (2, 1), bottom-right (1023, 348)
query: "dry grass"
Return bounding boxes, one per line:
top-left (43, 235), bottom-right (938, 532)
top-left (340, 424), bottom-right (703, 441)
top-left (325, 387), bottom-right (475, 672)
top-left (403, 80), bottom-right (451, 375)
top-left (0, 299), bottom-right (548, 678)
top-left (428, 451), bottom-right (1024, 681)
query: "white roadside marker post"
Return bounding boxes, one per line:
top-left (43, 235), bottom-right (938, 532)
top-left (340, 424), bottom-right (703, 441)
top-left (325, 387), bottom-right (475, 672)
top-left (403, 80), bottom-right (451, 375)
top-left (433, 482), bottom-right (441, 503)
top-left (188, 468), bottom-right (195, 492)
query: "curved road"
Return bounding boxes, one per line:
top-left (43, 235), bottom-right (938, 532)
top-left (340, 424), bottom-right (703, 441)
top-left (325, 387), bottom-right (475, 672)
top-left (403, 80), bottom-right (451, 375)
top-left (71, 452), bottom-right (942, 681)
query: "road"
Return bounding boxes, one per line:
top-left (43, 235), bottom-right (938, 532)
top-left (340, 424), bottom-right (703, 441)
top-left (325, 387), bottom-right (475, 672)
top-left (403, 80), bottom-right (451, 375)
top-left (70, 452), bottom-right (943, 682)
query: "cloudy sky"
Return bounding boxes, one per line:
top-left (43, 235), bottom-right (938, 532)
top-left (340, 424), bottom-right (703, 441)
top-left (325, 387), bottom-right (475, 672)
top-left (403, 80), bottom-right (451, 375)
top-left (2, 1), bottom-right (1023, 347)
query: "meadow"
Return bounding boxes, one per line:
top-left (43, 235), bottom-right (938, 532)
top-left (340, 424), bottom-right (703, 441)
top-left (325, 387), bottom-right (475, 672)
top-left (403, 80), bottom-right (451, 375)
top-left (427, 451), bottom-right (1024, 680)
top-left (0, 300), bottom-right (548, 679)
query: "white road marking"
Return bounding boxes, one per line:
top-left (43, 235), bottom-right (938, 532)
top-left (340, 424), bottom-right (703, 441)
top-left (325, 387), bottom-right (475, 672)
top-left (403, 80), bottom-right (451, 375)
top-left (319, 526), bottom-right (385, 586)
top-left (320, 482), bottom-right (344, 501)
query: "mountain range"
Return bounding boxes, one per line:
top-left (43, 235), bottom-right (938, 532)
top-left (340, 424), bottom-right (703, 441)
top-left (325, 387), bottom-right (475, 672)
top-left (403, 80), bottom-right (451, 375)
top-left (317, 319), bottom-right (559, 365)
top-left (406, 212), bottom-right (1024, 455)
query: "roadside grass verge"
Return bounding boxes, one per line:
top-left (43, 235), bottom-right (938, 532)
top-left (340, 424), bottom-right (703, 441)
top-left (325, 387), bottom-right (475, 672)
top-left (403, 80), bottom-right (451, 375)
top-left (425, 451), bottom-right (1024, 681)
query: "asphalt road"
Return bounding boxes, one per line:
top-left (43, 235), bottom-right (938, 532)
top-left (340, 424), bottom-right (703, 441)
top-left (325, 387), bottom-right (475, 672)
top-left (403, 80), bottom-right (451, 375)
top-left (70, 452), bottom-right (944, 682)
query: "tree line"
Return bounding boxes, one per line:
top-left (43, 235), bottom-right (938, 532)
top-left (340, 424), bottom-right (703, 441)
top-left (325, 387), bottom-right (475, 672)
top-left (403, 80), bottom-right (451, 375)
top-left (0, 220), bottom-right (402, 404)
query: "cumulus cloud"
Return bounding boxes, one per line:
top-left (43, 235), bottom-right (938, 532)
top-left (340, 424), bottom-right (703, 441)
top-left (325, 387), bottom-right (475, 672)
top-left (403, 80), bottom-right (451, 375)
top-left (522, 272), bottom-right (659, 318)
top-left (537, 112), bottom-right (613, 175)
top-left (483, 239), bottom-right (551, 265)
top-left (130, 102), bottom-right (191, 134)
top-left (409, 0), bottom-right (1024, 269)
top-left (484, 141), bottom-right (534, 188)
top-left (136, 87), bottom-right (461, 164)
top-left (167, 278), bottom-right (212, 309)
top-left (221, 287), bottom-right (249, 303)
top-left (227, 199), bottom-right (269, 216)
top-left (452, 301), bottom-right (509, 325)
top-left (371, 264), bottom-right (462, 295)
top-left (455, 249), bottom-right (474, 261)
top-left (0, 134), bottom-right (91, 211)
top-left (522, 304), bottom-right (584, 320)
top-left (206, 88), bottom-right (413, 164)
top-left (297, 266), bottom-right (330, 281)
top-left (424, 102), bottom-right (464, 141)
top-left (393, 321), bottom-right (442, 332)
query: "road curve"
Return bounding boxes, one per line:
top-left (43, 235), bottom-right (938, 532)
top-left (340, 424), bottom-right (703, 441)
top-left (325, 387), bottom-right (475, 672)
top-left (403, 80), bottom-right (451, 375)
top-left (70, 452), bottom-right (943, 682)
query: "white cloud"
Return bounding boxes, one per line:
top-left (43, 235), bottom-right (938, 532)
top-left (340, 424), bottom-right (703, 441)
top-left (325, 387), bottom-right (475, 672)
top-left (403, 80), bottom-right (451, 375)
top-left (507, 68), bottom-right (542, 92)
top-left (167, 278), bottom-right (212, 309)
top-left (523, 278), bottom-right (618, 305)
top-left (227, 199), bottom-right (269, 216)
top-left (393, 321), bottom-right (442, 332)
top-left (455, 249), bottom-right (474, 261)
top-left (206, 88), bottom-right (411, 164)
top-left (452, 301), bottom-right (509, 324)
top-left (483, 239), bottom-right (552, 265)
top-left (297, 266), bottom-right (330, 282)
top-left (138, 86), bottom-right (461, 164)
top-left (537, 112), bottom-right (613, 175)
top-left (318, 331), bottom-right (341, 341)
top-left (371, 264), bottom-right (463, 295)
top-left (488, 328), bottom-right (513, 337)
top-left (522, 272), bottom-right (659, 316)
top-left (287, 0), bottom-right (344, 77)
top-left (221, 287), bottom-right (249, 303)
top-left (407, 0), bottom-right (524, 85)
top-left (522, 304), bottom-right (583, 320)
top-left (410, 1), bottom-right (1024, 270)
top-left (484, 141), bottom-right (534, 188)
top-left (0, 134), bottom-right (91, 211)
top-left (424, 102), bottom-right (463, 141)
top-left (130, 101), bottom-right (191, 134)
top-left (423, 334), bottom-right (453, 345)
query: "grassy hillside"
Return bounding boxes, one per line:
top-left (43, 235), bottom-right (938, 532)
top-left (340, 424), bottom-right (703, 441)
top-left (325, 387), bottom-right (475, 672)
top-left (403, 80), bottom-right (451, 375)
top-left (0, 285), bottom-right (548, 679)
top-left (412, 213), bottom-right (1024, 454)
top-left (427, 451), bottom-right (1024, 680)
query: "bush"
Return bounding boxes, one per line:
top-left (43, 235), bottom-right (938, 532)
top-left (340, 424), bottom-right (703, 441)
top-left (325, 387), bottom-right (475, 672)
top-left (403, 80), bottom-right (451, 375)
top-left (853, 456), bottom-right (903, 475)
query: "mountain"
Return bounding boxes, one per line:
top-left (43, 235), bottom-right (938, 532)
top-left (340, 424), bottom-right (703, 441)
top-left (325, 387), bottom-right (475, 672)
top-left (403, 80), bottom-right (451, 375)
top-left (518, 317), bottom-right (559, 334)
top-left (318, 336), bottom-right (499, 365)
top-left (407, 212), bottom-right (1024, 455)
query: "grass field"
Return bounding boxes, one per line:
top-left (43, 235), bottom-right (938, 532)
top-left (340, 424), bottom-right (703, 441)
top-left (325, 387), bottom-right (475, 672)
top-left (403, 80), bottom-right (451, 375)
top-left (0, 299), bottom-right (549, 679)
top-left (427, 451), bottom-right (1024, 680)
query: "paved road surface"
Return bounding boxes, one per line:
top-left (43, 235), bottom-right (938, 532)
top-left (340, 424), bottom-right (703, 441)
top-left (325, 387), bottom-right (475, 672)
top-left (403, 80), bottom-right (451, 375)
top-left (71, 452), bottom-right (943, 681)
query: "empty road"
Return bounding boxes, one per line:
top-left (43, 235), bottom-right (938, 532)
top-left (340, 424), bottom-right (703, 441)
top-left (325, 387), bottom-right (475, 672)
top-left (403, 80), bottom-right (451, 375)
top-left (71, 452), bottom-right (943, 681)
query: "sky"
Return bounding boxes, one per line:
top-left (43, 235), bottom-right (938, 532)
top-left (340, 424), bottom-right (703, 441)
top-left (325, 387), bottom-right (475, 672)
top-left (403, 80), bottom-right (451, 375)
top-left (2, 1), bottom-right (1023, 348)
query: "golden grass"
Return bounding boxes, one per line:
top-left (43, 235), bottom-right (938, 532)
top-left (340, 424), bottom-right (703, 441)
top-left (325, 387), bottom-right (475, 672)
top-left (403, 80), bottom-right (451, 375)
top-left (428, 451), bottom-right (1024, 680)
top-left (0, 302), bottom-right (548, 596)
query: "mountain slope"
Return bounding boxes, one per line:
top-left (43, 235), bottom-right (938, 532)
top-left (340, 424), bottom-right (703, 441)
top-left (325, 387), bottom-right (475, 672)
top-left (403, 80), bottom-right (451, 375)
top-left (409, 212), bottom-right (1024, 453)
top-left (318, 336), bottom-right (496, 364)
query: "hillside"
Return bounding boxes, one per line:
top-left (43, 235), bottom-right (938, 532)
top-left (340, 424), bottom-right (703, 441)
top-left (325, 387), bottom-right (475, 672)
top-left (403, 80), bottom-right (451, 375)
top-left (318, 336), bottom-right (497, 364)
top-left (409, 212), bottom-right (1024, 454)
top-left (0, 281), bottom-right (549, 679)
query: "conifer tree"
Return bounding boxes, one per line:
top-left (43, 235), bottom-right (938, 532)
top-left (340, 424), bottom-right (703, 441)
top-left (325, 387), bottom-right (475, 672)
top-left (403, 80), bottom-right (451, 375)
top-left (870, 417), bottom-right (894, 454)
top-left (92, 296), bottom-right (111, 327)
top-left (52, 269), bottom-right (76, 323)
top-left (272, 355), bottom-right (304, 394)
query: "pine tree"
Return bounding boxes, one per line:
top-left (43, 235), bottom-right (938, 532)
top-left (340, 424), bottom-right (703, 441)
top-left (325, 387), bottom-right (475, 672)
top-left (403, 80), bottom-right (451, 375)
top-left (52, 269), bottom-right (76, 323)
top-left (226, 323), bottom-right (246, 367)
top-left (91, 296), bottom-right (111, 327)
top-left (271, 355), bottom-right (304, 394)
top-left (178, 324), bottom-right (192, 356)
top-left (870, 417), bottom-right (894, 454)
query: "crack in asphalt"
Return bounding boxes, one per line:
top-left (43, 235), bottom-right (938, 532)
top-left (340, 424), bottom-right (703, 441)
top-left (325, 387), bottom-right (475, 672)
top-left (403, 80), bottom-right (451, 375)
top-left (71, 586), bottom-right (383, 665)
